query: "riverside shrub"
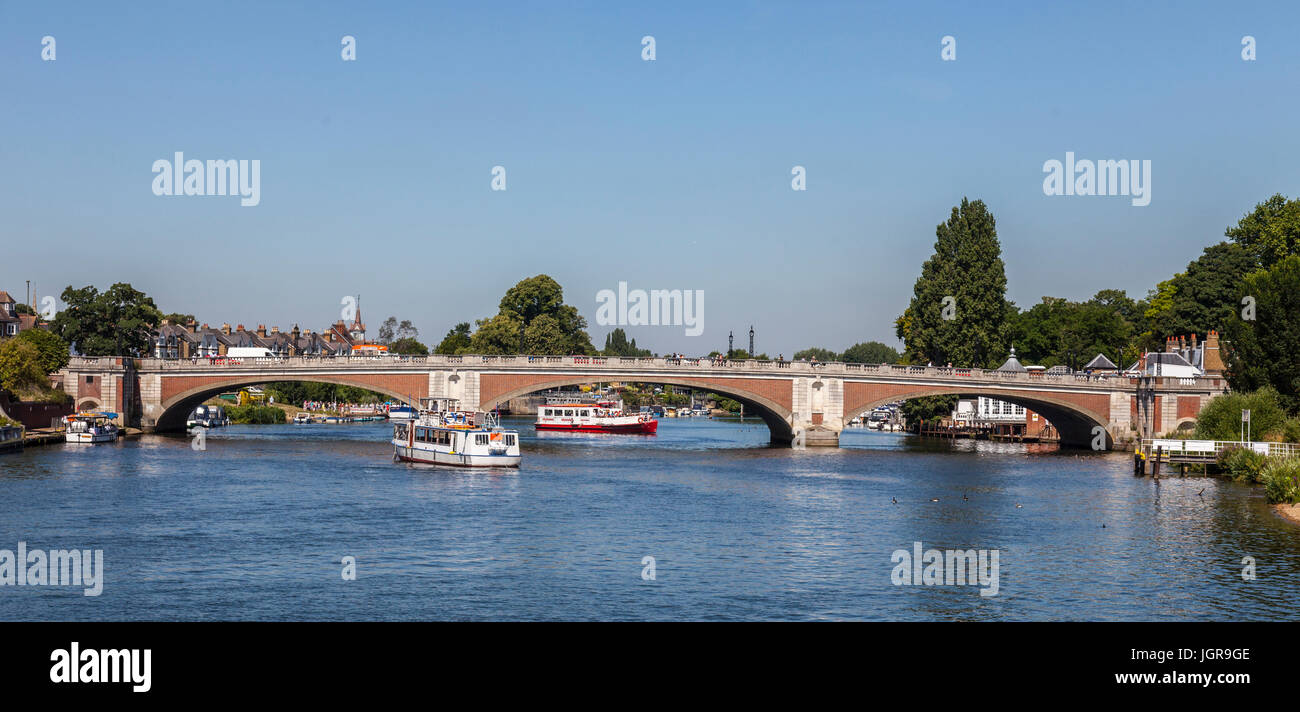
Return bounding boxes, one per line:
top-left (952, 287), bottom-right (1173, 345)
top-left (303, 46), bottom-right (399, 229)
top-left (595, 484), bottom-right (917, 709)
top-left (1262, 458), bottom-right (1300, 504)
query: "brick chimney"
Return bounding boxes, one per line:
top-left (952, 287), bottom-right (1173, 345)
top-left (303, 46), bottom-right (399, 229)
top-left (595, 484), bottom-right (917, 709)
top-left (291, 325), bottom-right (301, 339)
top-left (256, 324), bottom-right (267, 337)
top-left (271, 326), bottom-right (280, 334)
top-left (1203, 330), bottom-right (1225, 374)
top-left (1165, 335), bottom-right (1178, 353)
top-left (236, 324), bottom-right (246, 333)
top-left (221, 323), bottom-right (231, 335)
top-left (186, 319), bottom-right (197, 334)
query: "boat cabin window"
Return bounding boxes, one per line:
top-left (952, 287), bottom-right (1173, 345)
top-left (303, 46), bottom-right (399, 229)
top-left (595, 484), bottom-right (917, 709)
top-left (580, 409), bottom-right (590, 417)
top-left (504, 434), bottom-right (516, 446)
top-left (476, 434), bottom-right (489, 446)
top-left (564, 409), bottom-right (573, 416)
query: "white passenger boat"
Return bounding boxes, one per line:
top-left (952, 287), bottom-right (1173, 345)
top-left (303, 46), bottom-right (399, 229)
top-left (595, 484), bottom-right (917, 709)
top-left (392, 410), bottom-right (521, 467)
top-left (64, 412), bottom-right (120, 443)
top-left (292, 412), bottom-right (313, 424)
top-left (536, 401), bottom-right (658, 434)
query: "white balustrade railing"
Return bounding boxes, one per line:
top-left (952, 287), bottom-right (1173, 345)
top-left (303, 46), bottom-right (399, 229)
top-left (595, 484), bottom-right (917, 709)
top-left (59, 355), bottom-right (1223, 390)
top-left (1141, 439), bottom-right (1300, 459)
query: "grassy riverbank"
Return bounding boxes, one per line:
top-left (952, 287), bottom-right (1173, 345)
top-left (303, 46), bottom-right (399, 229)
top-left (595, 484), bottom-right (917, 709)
top-left (223, 405), bottom-right (287, 424)
top-left (1215, 448), bottom-right (1300, 523)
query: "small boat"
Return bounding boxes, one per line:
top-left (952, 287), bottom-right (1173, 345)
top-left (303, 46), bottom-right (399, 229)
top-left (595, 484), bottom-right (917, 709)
top-left (292, 412), bottom-right (313, 424)
top-left (536, 401), bottom-right (658, 435)
top-left (187, 404), bottom-right (230, 428)
top-left (392, 410), bottom-right (521, 467)
top-left (64, 412), bottom-right (120, 443)
top-left (868, 409), bottom-right (891, 430)
top-left (387, 405), bottom-right (417, 421)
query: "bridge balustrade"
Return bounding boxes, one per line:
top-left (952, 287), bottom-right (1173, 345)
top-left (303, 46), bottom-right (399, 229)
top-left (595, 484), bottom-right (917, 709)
top-left (65, 356), bottom-right (1223, 393)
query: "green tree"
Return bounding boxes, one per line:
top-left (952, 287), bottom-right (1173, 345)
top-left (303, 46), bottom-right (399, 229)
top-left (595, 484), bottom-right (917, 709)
top-left (522, 314), bottom-right (567, 354)
top-left (498, 275), bottom-right (566, 324)
top-left (49, 283), bottom-right (162, 357)
top-left (1011, 292), bottom-right (1140, 370)
top-left (434, 323), bottom-right (472, 354)
top-left (900, 395), bottom-right (958, 428)
top-left (465, 275), bottom-right (595, 355)
top-left (389, 337), bottom-right (428, 355)
top-left (1222, 255), bottom-right (1300, 413)
top-left (0, 340), bottom-right (49, 394)
top-left (468, 314), bottom-right (524, 354)
top-left (602, 328), bottom-right (652, 357)
top-left (1225, 193), bottom-right (1300, 268)
top-left (14, 328), bottom-right (70, 374)
top-left (377, 317), bottom-right (419, 345)
top-left (793, 347), bottom-right (839, 361)
top-left (378, 316), bottom-right (398, 344)
top-left (897, 198), bottom-right (1013, 368)
top-left (842, 341), bottom-right (900, 364)
top-left (1145, 242), bottom-right (1257, 342)
top-left (1193, 388), bottom-right (1288, 440)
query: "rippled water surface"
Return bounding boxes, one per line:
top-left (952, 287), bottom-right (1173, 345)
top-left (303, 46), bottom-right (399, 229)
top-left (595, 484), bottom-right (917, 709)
top-left (2, 418), bottom-right (1297, 621)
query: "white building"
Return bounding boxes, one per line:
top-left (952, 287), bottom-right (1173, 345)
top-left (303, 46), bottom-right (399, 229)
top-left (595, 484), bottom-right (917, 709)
top-left (952, 396), bottom-right (1027, 424)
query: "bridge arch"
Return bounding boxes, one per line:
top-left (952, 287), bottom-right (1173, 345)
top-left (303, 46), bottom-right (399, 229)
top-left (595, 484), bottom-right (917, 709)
top-left (482, 375), bottom-right (796, 444)
top-left (845, 387), bottom-right (1114, 449)
top-left (152, 375), bottom-right (419, 432)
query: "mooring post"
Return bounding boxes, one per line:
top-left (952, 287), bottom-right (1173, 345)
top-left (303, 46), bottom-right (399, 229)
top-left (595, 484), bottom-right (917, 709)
top-left (1153, 446), bottom-right (1162, 478)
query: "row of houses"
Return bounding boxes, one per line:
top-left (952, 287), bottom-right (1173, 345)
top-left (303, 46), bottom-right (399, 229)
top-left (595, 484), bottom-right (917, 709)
top-left (153, 316), bottom-right (369, 359)
top-left (5, 286), bottom-right (376, 359)
top-left (0, 291), bottom-right (41, 337)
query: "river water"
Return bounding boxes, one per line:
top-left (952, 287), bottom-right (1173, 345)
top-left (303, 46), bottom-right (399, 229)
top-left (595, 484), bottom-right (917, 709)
top-left (1, 418), bottom-right (1296, 621)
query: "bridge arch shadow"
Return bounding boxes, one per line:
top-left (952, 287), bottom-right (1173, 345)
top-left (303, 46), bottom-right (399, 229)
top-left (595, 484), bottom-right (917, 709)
top-left (484, 377), bottom-right (796, 445)
top-left (846, 388), bottom-right (1114, 449)
top-left (152, 376), bottom-right (419, 433)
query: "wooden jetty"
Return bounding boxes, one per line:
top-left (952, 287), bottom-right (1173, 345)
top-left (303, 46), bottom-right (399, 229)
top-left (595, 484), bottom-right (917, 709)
top-left (1134, 438), bottom-right (1300, 476)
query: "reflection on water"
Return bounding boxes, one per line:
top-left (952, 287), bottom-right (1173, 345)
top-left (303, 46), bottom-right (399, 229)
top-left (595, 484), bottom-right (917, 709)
top-left (1, 418), bottom-right (1297, 621)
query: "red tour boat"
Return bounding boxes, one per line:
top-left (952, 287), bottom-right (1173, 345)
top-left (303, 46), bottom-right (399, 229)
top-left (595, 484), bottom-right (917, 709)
top-left (535, 401), bottom-right (658, 434)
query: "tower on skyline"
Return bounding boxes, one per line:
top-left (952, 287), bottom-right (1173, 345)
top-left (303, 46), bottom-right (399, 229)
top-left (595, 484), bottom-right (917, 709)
top-left (348, 294), bottom-right (366, 343)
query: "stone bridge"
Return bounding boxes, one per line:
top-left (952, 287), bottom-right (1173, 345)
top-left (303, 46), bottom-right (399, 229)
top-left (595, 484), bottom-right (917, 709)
top-left (56, 355), bottom-right (1229, 449)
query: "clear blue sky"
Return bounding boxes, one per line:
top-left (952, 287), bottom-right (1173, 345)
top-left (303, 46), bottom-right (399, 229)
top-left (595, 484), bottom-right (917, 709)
top-left (3, 1), bottom-right (1297, 356)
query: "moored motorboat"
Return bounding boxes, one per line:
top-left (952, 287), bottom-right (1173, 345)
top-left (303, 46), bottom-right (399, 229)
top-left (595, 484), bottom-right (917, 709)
top-left (387, 405), bottom-right (417, 421)
top-left (187, 404), bottom-right (230, 428)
